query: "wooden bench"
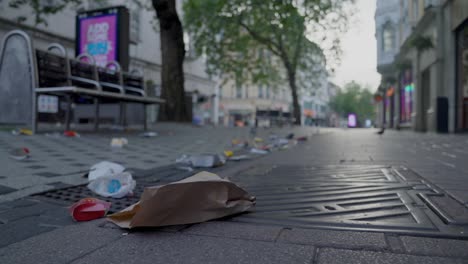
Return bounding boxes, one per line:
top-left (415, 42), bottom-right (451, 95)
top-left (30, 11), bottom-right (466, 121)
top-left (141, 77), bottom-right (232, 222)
top-left (34, 44), bottom-right (164, 132)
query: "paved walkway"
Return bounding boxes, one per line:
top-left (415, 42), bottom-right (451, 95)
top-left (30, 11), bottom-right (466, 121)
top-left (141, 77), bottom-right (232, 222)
top-left (0, 123), bottom-right (314, 202)
top-left (1, 128), bottom-right (468, 263)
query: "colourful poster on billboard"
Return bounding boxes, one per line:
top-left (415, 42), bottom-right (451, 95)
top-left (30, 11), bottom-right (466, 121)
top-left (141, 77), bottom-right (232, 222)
top-left (77, 14), bottom-right (117, 67)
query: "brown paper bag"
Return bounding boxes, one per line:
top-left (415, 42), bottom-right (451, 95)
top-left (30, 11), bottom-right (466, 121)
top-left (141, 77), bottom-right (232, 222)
top-left (108, 171), bottom-right (255, 229)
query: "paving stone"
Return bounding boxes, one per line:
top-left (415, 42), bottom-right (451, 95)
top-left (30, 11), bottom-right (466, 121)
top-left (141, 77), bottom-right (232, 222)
top-left (0, 185), bottom-right (16, 195)
top-left (277, 228), bottom-right (388, 250)
top-left (0, 220), bottom-right (122, 264)
top-left (317, 248), bottom-right (466, 264)
top-left (73, 232), bottom-right (315, 264)
top-left (0, 200), bottom-right (59, 222)
top-left (401, 236), bottom-right (468, 258)
top-left (34, 172), bottom-right (62, 178)
top-left (26, 165), bottom-right (46, 169)
top-left (183, 221), bottom-right (282, 242)
top-left (0, 217), bottom-right (56, 247)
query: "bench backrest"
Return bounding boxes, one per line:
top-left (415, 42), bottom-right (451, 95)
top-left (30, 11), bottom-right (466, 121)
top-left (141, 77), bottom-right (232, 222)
top-left (69, 59), bottom-right (96, 80)
top-left (97, 67), bottom-right (121, 85)
top-left (35, 50), bottom-right (69, 87)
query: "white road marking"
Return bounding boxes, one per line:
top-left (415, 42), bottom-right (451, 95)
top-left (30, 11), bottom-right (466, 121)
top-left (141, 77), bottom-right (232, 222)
top-left (442, 152), bottom-right (457, 159)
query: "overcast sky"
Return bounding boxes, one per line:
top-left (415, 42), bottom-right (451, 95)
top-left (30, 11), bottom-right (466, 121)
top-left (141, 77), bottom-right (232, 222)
top-left (331, 0), bottom-right (380, 91)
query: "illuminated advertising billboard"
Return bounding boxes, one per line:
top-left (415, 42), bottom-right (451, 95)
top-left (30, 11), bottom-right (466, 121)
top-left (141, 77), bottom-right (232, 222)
top-left (76, 6), bottom-right (129, 70)
top-left (348, 113), bottom-right (357, 128)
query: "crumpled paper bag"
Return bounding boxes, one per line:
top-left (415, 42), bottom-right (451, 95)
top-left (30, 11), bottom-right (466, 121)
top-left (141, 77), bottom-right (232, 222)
top-left (108, 171), bottom-right (255, 229)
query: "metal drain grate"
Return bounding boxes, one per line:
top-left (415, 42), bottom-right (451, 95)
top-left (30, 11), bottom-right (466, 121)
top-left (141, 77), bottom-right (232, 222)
top-left (229, 165), bottom-right (468, 238)
top-left (34, 165), bottom-right (197, 214)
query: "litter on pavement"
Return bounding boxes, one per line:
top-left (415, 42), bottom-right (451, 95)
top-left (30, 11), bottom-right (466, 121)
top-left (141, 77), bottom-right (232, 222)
top-left (11, 128), bottom-right (33, 136)
top-left (110, 138), bottom-right (128, 148)
top-left (296, 136), bottom-right (308, 141)
top-left (254, 137), bottom-right (264, 143)
top-left (69, 198), bottom-right (111, 222)
top-left (63, 130), bottom-right (80, 137)
top-left (229, 155), bottom-right (250, 161)
top-left (140, 131), bottom-right (158, 137)
top-left (286, 133), bottom-right (295, 139)
top-left (224, 150), bottom-right (234, 157)
top-left (250, 148), bottom-right (269, 155)
top-left (88, 161), bottom-right (125, 181)
top-left (108, 171), bottom-right (255, 229)
top-left (176, 154), bottom-right (226, 168)
top-left (87, 171), bottom-right (136, 198)
top-left (9, 147), bottom-right (30, 160)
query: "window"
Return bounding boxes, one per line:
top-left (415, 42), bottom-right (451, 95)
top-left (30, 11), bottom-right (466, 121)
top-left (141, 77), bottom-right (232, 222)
top-left (266, 86), bottom-right (270, 98)
top-left (258, 85), bottom-right (263, 98)
top-left (130, 8), bottom-right (141, 43)
top-left (412, 0), bottom-right (419, 20)
top-left (184, 32), bottom-right (197, 59)
top-left (382, 23), bottom-right (395, 52)
top-left (236, 82), bottom-right (242, 98)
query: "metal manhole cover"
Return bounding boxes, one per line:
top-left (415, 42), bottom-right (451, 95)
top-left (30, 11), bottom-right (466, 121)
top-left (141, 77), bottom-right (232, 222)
top-left (229, 165), bottom-right (468, 238)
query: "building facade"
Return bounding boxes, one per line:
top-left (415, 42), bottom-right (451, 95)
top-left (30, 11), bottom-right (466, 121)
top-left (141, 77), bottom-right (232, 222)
top-left (375, 0), bottom-right (468, 133)
top-left (0, 0), bottom-right (216, 125)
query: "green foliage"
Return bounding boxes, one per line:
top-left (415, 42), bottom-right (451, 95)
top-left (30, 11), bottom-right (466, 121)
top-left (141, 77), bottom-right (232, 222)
top-left (183, 0), bottom-right (354, 91)
top-left (329, 81), bottom-right (375, 126)
top-left (409, 34), bottom-right (434, 52)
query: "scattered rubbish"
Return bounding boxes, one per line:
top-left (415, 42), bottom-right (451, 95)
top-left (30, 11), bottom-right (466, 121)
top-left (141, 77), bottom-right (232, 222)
top-left (279, 145), bottom-right (290, 150)
top-left (108, 171), bottom-right (255, 229)
top-left (231, 139), bottom-right (248, 148)
top-left (11, 128), bottom-right (33, 136)
top-left (9, 147), bottom-right (30, 160)
top-left (296, 136), bottom-right (308, 141)
top-left (63, 130), bottom-right (80, 137)
top-left (276, 138), bottom-right (289, 146)
top-left (224, 150), bottom-right (234, 157)
top-left (286, 133), bottom-right (294, 139)
top-left (176, 154), bottom-right (226, 168)
top-left (69, 198), bottom-right (111, 222)
top-left (269, 134), bottom-right (279, 141)
top-left (254, 137), bottom-right (263, 143)
top-left (110, 138), bottom-right (128, 148)
top-left (140, 132), bottom-right (158, 137)
top-left (44, 132), bottom-right (61, 138)
top-left (250, 148), bottom-right (269, 155)
top-left (230, 155), bottom-right (250, 161)
top-left (176, 166), bottom-right (194, 172)
top-left (87, 172), bottom-right (136, 198)
top-left (110, 125), bottom-right (125, 131)
top-left (88, 161), bottom-right (125, 181)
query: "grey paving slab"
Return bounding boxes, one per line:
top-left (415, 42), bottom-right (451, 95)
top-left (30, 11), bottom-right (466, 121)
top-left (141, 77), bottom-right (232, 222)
top-left (183, 221), bottom-right (282, 242)
top-left (276, 228), bottom-right (388, 250)
top-left (317, 248), bottom-right (467, 264)
top-left (0, 217), bottom-right (56, 247)
top-left (0, 220), bottom-right (122, 264)
top-left (0, 185), bottom-right (16, 195)
top-left (401, 236), bottom-right (468, 258)
top-left (72, 232), bottom-right (315, 264)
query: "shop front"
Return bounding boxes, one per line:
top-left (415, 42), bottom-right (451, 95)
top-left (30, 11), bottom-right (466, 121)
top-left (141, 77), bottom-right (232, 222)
top-left (400, 69), bottom-right (414, 127)
top-left (456, 20), bottom-right (468, 131)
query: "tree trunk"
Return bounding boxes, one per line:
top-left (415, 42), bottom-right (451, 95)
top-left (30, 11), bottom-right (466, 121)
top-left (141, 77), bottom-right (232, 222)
top-left (286, 68), bottom-right (302, 125)
top-left (153, 0), bottom-right (189, 122)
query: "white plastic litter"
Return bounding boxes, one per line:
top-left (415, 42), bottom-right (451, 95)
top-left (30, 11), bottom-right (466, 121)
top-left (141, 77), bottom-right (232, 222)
top-left (87, 172), bottom-right (136, 198)
top-left (250, 148), bottom-right (269, 155)
top-left (110, 138), bottom-right (128, 148)
top-left (176, 154), bottom-right (226, 168)
top-left (141, 132), bottom-right (158, 137)
top-left (88, 161), bottom-right (125, 181)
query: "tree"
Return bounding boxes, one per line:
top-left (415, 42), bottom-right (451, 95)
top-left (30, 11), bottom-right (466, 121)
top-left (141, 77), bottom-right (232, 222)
top-left (329, 81), bottom-right (375, 127)
top-left (8, 0), bottom-right (189, 121)
top-left (184, 0), bottom-right (354, 125)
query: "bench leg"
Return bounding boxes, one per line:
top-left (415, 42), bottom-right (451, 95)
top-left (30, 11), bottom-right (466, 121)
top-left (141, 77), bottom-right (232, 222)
top-left (65, 95), bottom-right (72, 131)
top-left (143, 104), bottom-right (147, 131)
top-left (94, 98), bottom-right (99, 132)
top-left (32, 93), bottom-right (38, 134)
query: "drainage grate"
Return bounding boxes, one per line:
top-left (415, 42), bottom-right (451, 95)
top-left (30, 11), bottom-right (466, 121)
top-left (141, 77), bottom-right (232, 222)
top-left (229, 165), bottom-right (468, 238)
top-left (34, 165), bottom-right (197, 214)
